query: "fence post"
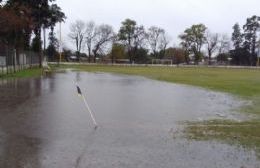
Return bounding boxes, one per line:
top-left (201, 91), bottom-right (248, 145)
top-left (13, 49), bottom-right (16, 73)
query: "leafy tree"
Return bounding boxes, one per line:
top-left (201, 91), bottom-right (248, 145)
top-left (179, 24), bottom-right (207, 64)
top-left (243, 15), bottom-right (260, 65)
top-left (46, 28), bottom-right (59, 61)
top-left (118, 19), bottom-right (136, 63)
top-left (165, 47), bottom-right (186, 64)
top-left (43, 4), bottom-right (65, 56)
top-left (216, 53), bottom-right (230, 64)
top-left (232, 23), bottom-right (243, 49)
top-left (0, 4), bottom-right (32, 49)
top-left (110, 43), bottom-right (127, 63)
top-left (132, 47), bottom-right (149, 64)
top-left (4, 0), bottom-right (65, 66)
top-left (62, 48), bottom-right (73, 61)
top-left (118, 19), bottom-right (146, 63)
top-left (230, 48), bottom-right (250, 65)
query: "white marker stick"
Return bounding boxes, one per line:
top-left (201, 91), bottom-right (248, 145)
top-left (82, 95), bottom-right (98, 127)
top-left (75, 82), bottom-right (98, 129)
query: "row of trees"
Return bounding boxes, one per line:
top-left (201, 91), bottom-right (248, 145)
top-left (231, 16), bottom-right (260, 66)
top-left (0, 0), bottom-right (65, 66)
top-left (179, 24), bottom-right (231, 65)
top-left (68, 19), bottom-right (170, 63)
top-left (178, 15), bottom-right (260, 66)
top-left (68, 16), bottom-right (260, 66)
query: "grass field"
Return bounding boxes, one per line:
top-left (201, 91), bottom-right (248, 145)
top-left (0, 68), bottom-right (42, 79)
top-left (53, 64), bottom-right (260, 156)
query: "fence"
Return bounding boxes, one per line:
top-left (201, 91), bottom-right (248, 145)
top-left (0, 48), bottom-right (41, 76)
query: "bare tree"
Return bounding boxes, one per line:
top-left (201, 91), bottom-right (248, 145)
top-left (92, 24), bottom-right (115, 62)
top-left (206, 31), bottom-right (219, 65)
top-left (218, 34), bottom-right (231, 54)
top-left (85, 21), bottom-right (96, 62)
top-left (147, 26), bottom-right (166, 58)
top-left (133, 25), bottom-right (146, 49)
top-left (158, 32), bottom-right (171, 59)
top-left (68, 20), bottom-right (86, 59)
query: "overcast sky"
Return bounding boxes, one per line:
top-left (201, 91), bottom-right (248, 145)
top-left (56, 0), bottom-right (260, 49)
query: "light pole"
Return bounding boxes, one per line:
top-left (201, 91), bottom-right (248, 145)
top-left (59, 22), bottom-right (62, 64)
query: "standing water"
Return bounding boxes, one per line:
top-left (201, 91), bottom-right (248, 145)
top-left (0, 71), bottom-right (259, 168)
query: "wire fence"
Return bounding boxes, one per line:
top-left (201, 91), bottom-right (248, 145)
top-left (0, 48), bottom-right (41, 76)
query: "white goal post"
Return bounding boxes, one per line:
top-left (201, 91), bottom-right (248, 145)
top-left (151, 59), bottom-right (173, 65)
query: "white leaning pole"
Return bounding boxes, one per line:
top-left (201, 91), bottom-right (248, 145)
top-left (82, 95), bottom-right (98, 129)
top-left (76, 83), bottom-right (98, 129)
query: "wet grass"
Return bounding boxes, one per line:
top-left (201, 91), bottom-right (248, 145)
top-left (52, 64), bottom-right (260, 156)
top-left (184, 120), bottom-right (260, 158)
top-left (0, 68), bottom-right (42, 79)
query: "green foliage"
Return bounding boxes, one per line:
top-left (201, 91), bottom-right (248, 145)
top-left (243, 15), bottom-right (260, 65)
top-left (2, 0), bottom-right (65, 52)
top-left (31, 35), bottom-right (42, 52)
top-left (46, 27), bottom-right (59, 61)
top-left (216, 53), bottom-right (230, 63)
top-left (132, 47), bottom-right (149, 64)
top-left (0, 4), bottom-right (32, 48)
top-left (118, 19), bottom-right (146, 63)
top-left (110, 43), bottom-right (127, 62)
top-left (0, 68), bottom-right (42, 79)
top-left (184, 120), bottom-right (260, 157)
top-left (118, 19), bottom-right (136, 42)
top-left (179, 24), bottom-right (207, 64)
top-left (230, 48), bottom-right (250, 65)
top-left (231, 17), bottom-right (260, 66)
top-left (232, 23), bottom-right (243, 49)
top-left (165, 47), bottom-right (186, 64)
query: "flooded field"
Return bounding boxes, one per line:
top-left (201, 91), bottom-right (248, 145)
top-left (0, 71), bottom-right (259, 168)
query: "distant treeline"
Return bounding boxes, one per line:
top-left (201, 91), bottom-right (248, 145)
top-left (66, 16), bottom-right (260, 66)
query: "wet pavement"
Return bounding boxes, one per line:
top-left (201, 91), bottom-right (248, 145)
top-left (0, 71), bottom-right (259, 168)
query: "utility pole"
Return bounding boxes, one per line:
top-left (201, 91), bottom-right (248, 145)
top-left (59, 22), bottom-right (62, 65)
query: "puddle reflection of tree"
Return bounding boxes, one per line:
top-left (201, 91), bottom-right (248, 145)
top-left (0, 76), bottom-right (56, 168)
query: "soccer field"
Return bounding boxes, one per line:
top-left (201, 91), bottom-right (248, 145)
top-left (53, 64), bottom-right (260, 157)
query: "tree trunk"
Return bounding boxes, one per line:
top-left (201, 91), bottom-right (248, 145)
top-left (208, 50), bottom-right (212, 65)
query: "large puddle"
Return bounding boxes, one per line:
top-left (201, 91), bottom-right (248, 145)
top-left (0, 71), bottom-right (259, 168)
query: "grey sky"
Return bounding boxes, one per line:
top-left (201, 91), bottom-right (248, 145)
top-left (56, 0), bottom-right (260, 49)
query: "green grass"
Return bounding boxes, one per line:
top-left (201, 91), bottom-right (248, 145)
top-left (0, 68), bottom-right (42, 79)
top-left (52, 64), bottom-right (260, 157)
top-left (184, 120), bottom-right (260, 157)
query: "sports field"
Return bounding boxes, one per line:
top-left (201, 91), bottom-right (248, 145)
top-left (53, 64), bottom-right (260, 156)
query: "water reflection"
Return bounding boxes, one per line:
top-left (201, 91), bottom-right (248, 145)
top-left (0, 76), bottom-right (55, 168)
top-left (0, 72), bottom-right (259, 168)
